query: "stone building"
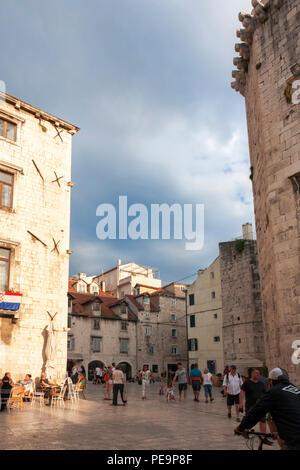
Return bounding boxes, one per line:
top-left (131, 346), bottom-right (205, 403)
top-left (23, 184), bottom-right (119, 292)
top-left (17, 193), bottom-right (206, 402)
top-left (219, 225), bottom-right (265, 376)
top-left (231, 0), bottom-right (300, 382)
top-left (93, 260), bottom-right (162, 298)
top-left (126, 290), bottom-right (188, 376)
top-left (0, 91), bottom-right (78, 382)
top-left (164, 282), bottom-right (190, 299)
top-left (67, 292), bottom-right (138, 380)
top-left (69, 273), bottom-right (101, 294)
top-left (187, 257), bottom-right (224, 375)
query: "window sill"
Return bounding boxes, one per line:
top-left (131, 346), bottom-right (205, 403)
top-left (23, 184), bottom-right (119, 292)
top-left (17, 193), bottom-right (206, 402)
top-left (0, 135), bottom-right (20, 148)
top-left (0, 206), bottom-right (15, 214)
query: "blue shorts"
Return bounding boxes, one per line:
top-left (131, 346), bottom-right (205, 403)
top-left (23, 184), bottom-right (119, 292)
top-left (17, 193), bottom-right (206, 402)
top-left (192, 381), bottom-right (201, 392)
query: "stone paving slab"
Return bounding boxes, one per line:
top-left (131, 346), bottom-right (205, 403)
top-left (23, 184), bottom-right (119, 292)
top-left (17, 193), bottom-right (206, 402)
top-left (0, 384), bottom-right (279, 450)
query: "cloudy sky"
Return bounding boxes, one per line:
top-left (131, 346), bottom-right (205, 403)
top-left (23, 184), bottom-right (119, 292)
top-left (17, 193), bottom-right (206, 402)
top-left (1, 0), bottom-right (254, 284)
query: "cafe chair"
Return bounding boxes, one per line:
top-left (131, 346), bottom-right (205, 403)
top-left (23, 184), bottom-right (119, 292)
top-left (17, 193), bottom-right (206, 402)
top-left (31, 383), bottom-right (45, 407)
top-left (7, 386), bottom-right (25, 411)
top-left (51, 384), bottom-right (67, 407)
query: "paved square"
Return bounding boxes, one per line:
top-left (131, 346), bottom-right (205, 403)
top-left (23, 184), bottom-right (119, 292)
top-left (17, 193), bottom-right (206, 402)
top-left (0, 383), bottom-right (279, 450)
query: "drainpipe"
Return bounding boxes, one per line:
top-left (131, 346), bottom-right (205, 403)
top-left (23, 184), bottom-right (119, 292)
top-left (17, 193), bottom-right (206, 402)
top-left (183, 289), bottom-right (189, 372)
top-left (136, 318), bottom-right (139, 376)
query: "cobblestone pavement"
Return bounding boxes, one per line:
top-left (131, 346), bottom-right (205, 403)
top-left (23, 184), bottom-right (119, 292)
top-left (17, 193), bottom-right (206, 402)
top-left (0, 383), bottom-right (279, 450)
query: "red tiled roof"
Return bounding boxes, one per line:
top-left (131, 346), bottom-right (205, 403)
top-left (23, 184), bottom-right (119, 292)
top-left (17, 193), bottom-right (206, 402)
top-left (69, 292), bottom-right (115, 304)
top-left (68, 277), bottom-right (113, 296)
top-left (126, 295), bottom-right (144, 311)
top-left (125, 294), bottom-right (159, 313)
top-left (69, 292), bottom-right (137, 321)
top-left (68, 279), bottom-right (77, 292)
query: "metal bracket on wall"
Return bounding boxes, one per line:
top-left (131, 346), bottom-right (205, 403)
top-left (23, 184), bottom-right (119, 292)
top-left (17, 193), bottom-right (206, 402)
top-left (32, 159), bottom-right (44, 183)
top-left (51, 238), bottom-right (61, 255)
top-left (27, 230), bottom-right (48, 247)
top-left (53, 123), bottom-right (64, 142)
top-left (51, 171), bottom-right (64, 188)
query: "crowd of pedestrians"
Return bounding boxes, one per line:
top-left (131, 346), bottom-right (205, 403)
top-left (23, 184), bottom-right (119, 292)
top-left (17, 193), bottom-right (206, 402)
top-left (2, 359), bottom-right (300, 449)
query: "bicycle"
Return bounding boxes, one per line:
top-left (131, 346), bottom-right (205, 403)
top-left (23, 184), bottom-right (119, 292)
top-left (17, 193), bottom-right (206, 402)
top-left (235, 429), bottom-right (275, 450)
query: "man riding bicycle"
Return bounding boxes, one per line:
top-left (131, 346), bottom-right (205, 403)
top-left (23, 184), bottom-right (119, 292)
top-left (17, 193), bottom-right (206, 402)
top-left (235, 368), bottom-right (300, 450)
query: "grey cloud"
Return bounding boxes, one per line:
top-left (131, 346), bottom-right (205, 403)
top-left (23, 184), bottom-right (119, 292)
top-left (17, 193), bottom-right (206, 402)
top-left (0, 0), bottom-right (255, 283)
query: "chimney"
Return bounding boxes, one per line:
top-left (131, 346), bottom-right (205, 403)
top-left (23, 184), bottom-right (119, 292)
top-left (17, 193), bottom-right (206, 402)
top-left (101, 280), bottom-right (106, 292)
top-left (117, 259), bottom-right (122, 266)
top-left (242, 223), bottom-right (253, 240)
top-left (74, 273), bottom-right (86, 280)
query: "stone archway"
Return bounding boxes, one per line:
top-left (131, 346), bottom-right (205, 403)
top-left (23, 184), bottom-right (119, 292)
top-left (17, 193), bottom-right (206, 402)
top-left (118, 362), bottom-right (132, 381)
top-left (88, 360), bottom-right (104, 381)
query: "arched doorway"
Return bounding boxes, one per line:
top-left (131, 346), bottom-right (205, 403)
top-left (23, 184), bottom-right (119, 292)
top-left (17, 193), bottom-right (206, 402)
top-left (88, 360), bottom-right (104, 381)
top-left (118, 362), bottom-right (132, 381)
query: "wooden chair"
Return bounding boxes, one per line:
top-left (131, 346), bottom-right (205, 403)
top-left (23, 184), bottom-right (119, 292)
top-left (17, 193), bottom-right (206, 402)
top-left (74, 382), bottom-right (86, 400)
top-left (7, 386), bottom-right (25, 411)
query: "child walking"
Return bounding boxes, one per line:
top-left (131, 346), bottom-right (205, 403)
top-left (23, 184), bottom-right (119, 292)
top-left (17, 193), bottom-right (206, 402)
top-left (165, 379), bottom-right (175, 402)
top-left (158, 373), bottom-right (166, 396)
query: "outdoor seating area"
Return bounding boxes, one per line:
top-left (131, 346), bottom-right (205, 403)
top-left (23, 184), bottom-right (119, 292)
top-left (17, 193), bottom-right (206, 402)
top-left (0, 371), bottom-right (86, 412)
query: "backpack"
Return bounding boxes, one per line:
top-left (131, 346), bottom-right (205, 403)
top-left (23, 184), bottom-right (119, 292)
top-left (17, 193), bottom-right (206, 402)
top-left (104, 373), bottom-right (110, 382)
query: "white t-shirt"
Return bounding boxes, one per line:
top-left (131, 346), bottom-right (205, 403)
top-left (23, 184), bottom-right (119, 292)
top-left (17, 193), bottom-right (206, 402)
top-left (142, 370), bottom-right (151, 382)
top-left (95, 367), bottom-right (102, 376)
top-left (203, 372), bottom-right (213, 386)
top-left (223, 372), bottom-right (243, 395)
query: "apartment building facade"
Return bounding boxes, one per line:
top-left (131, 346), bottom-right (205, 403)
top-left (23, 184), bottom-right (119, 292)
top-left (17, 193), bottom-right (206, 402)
top-left (67, 292), bottom-right (138, 380)
top-left (127, 290), bottom-right (188, 376)
top-left (187, 258), bottom-right (224, 375)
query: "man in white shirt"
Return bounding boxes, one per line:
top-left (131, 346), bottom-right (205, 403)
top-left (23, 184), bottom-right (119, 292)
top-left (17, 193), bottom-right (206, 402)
top-left (223, 365), bottom-right (243, 422)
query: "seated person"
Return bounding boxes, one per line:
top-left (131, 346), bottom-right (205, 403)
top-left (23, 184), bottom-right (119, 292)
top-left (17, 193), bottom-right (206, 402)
top-left (40, 373), bottom-right (55, 404)
top-left (40, 373), bottom-right (56, 388)
top-left (76, 374), bottom-right (87, 387)
top-left (0, 372), bottom-right (14, 411)
top-left (21, 374), bottom-right (33, 400)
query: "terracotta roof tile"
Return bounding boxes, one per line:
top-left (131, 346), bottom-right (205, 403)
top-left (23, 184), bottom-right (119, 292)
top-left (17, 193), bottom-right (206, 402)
top-left (69, 292), bottom-right (137, 321)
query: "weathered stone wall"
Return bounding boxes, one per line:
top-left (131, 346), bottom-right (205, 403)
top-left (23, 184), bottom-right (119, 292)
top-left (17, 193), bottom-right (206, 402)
top-left (232, 0), bottom-right (300, 383)
top-left (219, 240), bottom-right (265, 376)
top-left (135, 294), bottom-right (188, 376)
top-left (0, 95), bottom-right (77, 382)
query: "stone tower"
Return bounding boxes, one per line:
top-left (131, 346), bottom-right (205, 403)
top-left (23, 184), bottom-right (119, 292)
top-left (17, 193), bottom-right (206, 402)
top-left (231, 0), bottom-right (300, 383)
top-left (219, 228), bottom-right (265, 376)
